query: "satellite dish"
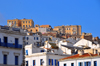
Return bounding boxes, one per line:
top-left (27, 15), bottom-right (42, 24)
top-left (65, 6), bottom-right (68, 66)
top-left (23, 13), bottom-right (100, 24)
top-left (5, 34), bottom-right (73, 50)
top-left (41, 60), bottom-right (44, 63)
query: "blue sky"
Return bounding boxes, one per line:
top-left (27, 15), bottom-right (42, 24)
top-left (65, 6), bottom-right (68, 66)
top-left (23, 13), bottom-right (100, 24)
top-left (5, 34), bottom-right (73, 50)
top-left (0, 0), bottom-right (100, 37)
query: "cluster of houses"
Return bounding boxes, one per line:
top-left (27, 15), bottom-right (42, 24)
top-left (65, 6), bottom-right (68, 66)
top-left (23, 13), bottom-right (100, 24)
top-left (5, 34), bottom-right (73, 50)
top-left (0, 25), bottom-right (100, 66)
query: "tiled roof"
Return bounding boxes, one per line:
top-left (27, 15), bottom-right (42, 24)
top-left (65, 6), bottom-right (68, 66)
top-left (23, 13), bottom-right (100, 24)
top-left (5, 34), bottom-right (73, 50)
top-left (40, 25), bottom-right (51, 28)
top-left (42, 33), bottom-right (57, 37)
top-left (59, 53), bottom-right (100, 61)
top-left (43, 47), bottom-right (51, 50)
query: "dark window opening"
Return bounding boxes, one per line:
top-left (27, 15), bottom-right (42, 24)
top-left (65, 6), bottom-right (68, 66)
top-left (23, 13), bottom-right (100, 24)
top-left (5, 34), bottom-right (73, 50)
top-left (15, 56), bottom-right (18, 65)
top-left (3, 55), bottom-right (7, 64)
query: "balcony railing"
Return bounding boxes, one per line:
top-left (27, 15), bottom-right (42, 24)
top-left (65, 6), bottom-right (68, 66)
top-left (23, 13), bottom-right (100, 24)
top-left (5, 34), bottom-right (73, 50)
top-left (0, 42), bottom-right (22, 49)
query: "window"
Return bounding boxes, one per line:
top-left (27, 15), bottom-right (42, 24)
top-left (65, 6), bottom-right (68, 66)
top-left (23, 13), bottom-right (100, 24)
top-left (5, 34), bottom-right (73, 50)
top-left (71, 63), bottom-right (74, 66)
top-left (29, 25), bottom-right (30, 27)
top-left (23, 21), bottom-right (25, 23)
top-left (40, 59), bottom-right (43, 65)
top-left (4, 37), bottom-right (8, 47)
top-left (55, 59), bottom-right (59, 66)
top-left (66, 28), bottom-right (68, 30)
top-left (33, 60), bottom-right (36, 66)
top-left (27, 37), bottom-right (29, 40)
top-left (46, 38), bottom-right (48, 41)
top-left (12, 21), bottom-right (13, 24)
top-left (37, 37), bottom-right (38, 40)
top-left (29, 21), bottom-right (30, 23)
top-left (73, 32), bottom-right (76, 35)
top-left (3, 55), bottom-right (7, 64)
top-left (26, 61), bottom-right (28, 66)
top-left (31, 30), bottom-right (32, 32)
top-left (26, 50), bottom-right (28, 55)
top-left (26, 21), bottom-right (27, 23)
top-left (15, 38), bottom-right (18, 48)
top-left (94, 61), bottom-right (97, 66)
top-left (26, 25), bottom-right (27, 27)
top-left (96, 50), bottom-right (98, 54)
top-left (49, 59), bottom-right (53, 65)
top-left (27, 42), bottom-right (28, 44)
top-left (23, 25), bottom-right (25, 27)
top-left (64, 64), bottom-right (66, 66)
top-left (69, 28), bottom-right (70, 30)
top-left (15, 56), bottom-right (18, 65)
top-left (78, 62), bottom-right (83, 66)
top-left (34, 37), bottom-right (35, 40)
top-left (84, 62), bottom-right (91, 66)
top-left (40, 50), bottom-right (44, 52)
top-left (15, 21), bottom-right (16, 23)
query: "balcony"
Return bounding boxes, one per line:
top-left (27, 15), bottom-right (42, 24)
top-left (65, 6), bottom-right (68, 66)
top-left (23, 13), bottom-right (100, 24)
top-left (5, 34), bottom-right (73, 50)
top-left (0, 42), bottom-right (22, 49)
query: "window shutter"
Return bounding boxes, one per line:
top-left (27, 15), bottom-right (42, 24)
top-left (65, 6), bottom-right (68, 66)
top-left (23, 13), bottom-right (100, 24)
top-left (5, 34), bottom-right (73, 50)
top-left (58, 61), bottom-right (59, 66)
top-left (78, 62), bottom-right (80, 66)
top-left (33, 60), bottom-right (36, 66)
top-left (4, 55), bottom-right (7, 64)
top-left (95, 61), bottom-right (97, 66)
top-left (15, 56), bottom-right (18, 65)
top-left (88, 62), bottom-right (91, 66)
top-left (94, 61), bottom-right (97, 66)
top-left (49, 59), bottom-right (50, 65)
top-left (84, 62), bottom-right (86, 66)
top-left (26, 50), bottom-right (28, 55)
top-left (52, 59), bottom-right (53, 65)
top-left (82, 62), bottom-right (83, 66)
top-left (55, 59), bottom-right (56, 65)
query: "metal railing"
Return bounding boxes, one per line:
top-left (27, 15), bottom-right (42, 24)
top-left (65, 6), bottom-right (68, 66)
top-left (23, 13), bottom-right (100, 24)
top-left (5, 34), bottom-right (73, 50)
top-left (0, 42), bottom-right (22, 49)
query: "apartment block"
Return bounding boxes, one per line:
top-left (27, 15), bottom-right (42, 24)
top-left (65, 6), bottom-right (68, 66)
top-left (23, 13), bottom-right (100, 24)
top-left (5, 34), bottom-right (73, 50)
top-left (26, 25), bottom-right (52, 33)
top-left (0, 26), bottom-right (26, 66)
top-left (7, 18), bottom-right (34, 29)
top-left (53, 25), bottom-right (81, 35)
top-left (81, 32), bottom-right (92, 41)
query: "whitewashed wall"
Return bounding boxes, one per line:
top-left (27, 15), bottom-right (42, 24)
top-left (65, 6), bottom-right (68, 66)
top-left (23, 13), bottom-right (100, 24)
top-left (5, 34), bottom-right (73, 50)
top-left (0, 32), bottom-right (24, 66)
top-left (25, 52), bottom-right (67, 66)
top-left (25, 34), bottom-right (40, 45)
top-left (60, 57), bottom-right (100, 66)
top-left (0, 47), bottom-right (23, 65)
top-left (0, 33), bottom-right (23, 45)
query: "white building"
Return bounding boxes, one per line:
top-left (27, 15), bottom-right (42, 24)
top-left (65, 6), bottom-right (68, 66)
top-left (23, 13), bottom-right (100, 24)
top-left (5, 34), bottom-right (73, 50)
top-left (41, 36), bottom-right (52, 46)
top-left (58, 38), bottom-right (80, 55)
top-left (39, 27), bottom-right (51, 33)
top-left (25, 41), bottom-right (70, 66)
top-left (25, 32), bottom-right (41, 46)
top-left (74, 39), bottom-right (100, 49)
top-left (59, 51), bottom-right (100, 66)
top-left (57, 38), bottom-right (100, 55)
top-left (0, 26), bottom-right (26, 66)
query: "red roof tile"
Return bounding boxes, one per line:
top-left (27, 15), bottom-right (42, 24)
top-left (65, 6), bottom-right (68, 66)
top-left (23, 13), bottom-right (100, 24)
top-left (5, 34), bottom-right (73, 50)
top-left (59, 53), bottom-right (100, 61)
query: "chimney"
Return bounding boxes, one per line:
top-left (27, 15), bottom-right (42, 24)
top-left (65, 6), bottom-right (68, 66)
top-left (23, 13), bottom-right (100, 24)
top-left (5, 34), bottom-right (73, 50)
top-left (78, 50), bottom-right (84, 56)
